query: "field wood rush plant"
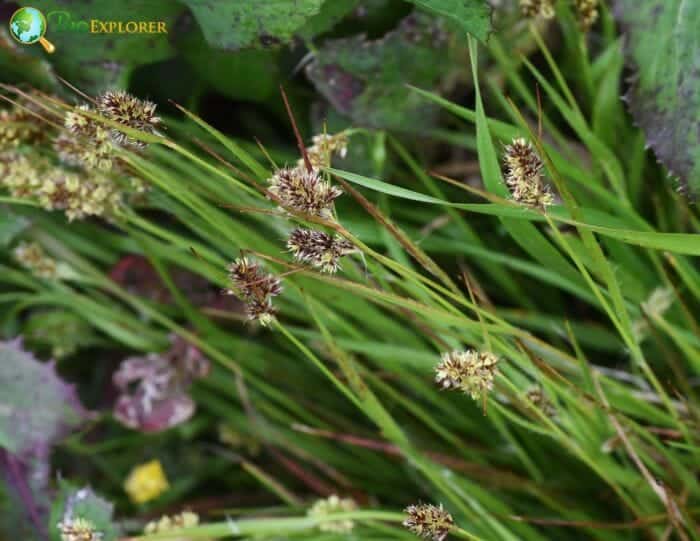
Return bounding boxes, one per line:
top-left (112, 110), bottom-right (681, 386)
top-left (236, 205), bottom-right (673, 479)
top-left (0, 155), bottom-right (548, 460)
top-left (1, 0), bottom-right (699, 540)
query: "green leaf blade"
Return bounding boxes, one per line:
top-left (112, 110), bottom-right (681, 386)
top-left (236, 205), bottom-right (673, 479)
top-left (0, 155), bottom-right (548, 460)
top-left (615, 0), bottom-right (700, 194)
top-left (406, 0), bottom-right (492, 42)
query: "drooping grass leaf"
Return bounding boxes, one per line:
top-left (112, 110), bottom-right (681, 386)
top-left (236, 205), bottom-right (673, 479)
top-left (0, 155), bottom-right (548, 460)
top-left (0, 210), bottom-right (29, 246)
top-left (405, 0), bottom-right (492, 42)
top-left (306, 12), bottom-right (454, 129)
top-left (181, 0), bottom-right (325, 50)
top-left (329, 167), bottom-right (700, 255)
top-left (0, 29), bottom-right (59, 91)
top-left (614, 0), bottom-right (700, 195)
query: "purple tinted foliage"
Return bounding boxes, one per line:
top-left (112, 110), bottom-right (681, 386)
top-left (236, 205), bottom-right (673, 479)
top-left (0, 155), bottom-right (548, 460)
top-left (0, 340), bottom-right (87, 541)
top-left (109, 254), bottom-right (242, 311)
top-left (319, 64), bottom-right (365, 115)
top-left (0, 449), bottom-right (49, 541)
top-left (0, 340), bottom-right (87, 455)
top-left (112, 336), bottom-right (210, 432)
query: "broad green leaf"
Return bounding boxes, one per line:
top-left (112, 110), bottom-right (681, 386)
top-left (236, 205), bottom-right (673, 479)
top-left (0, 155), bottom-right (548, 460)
top-left (181, 0), bottom-right (325, 50)
top-left (0, 340), bottom-right (86, 454)
top-left (177, 26), bottom-right (281, 102)
top-left (17, 1), bottom-right (181, 94)
top-left (50, 483), bottom-right (118, 541)
top-left (306, 12), bottom-right (455, 129)
top-left (299, 0), bottom-right (361, 39)
top-left (406, 0), bottom-right (492, 42)
top-left (615, 0), bottom-right (700, 195)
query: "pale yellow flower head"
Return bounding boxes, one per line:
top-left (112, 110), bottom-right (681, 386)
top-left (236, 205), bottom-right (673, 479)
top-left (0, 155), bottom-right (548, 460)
top-left (308, 494), bottom-right (358, 533)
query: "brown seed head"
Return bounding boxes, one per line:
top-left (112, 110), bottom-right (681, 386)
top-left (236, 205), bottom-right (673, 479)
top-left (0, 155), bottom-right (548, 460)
top-left (503, 138), bottom-right (554, 208)
top-left (226, 257), bottom-right (282, 325)
top-left (268, 166), bottom-right (343, 219)
top-left (97, 90), bottom-right (160, 149)
top-left (287, 228), bottom-right (355, 273)
top-left (403, 503), bottom-right (454, 541)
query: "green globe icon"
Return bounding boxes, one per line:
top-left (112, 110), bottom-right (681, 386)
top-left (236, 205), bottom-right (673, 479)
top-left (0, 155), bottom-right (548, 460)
top-left (9, 7), bottom-right (46, 44)
top-left (9, 7), bottom-right (55, 52)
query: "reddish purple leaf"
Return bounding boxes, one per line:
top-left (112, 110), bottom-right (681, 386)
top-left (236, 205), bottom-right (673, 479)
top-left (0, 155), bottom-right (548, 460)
top-left (112, 336), bottom-right (210, 432)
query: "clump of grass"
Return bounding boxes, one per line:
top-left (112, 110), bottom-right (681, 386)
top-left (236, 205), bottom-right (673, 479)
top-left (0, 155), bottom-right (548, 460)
top-left (1, 4), bottom-right (699, 541)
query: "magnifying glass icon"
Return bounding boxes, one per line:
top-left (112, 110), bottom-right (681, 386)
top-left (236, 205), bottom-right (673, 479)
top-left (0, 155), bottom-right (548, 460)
top-left (9, 7), bottom-right (56, 54)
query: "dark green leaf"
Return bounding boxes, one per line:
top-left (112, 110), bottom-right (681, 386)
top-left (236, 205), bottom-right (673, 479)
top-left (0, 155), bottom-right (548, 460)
top-left (50, 483), bottom-right (118, 541)
top-left (178, 27), bottom-right (281, 102)
top-left (306, 12), bottom-right (454, 129)
top-left (299, 0), bottom-right (361, 39)
top-left (17, 1), bottom-right (182, 94)
top-left (615, 0), bottom-right (700, 195)
top-left (181, 0), bottom-right (325, 50)
top-left (405, 0), bottom-right (492, 42)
